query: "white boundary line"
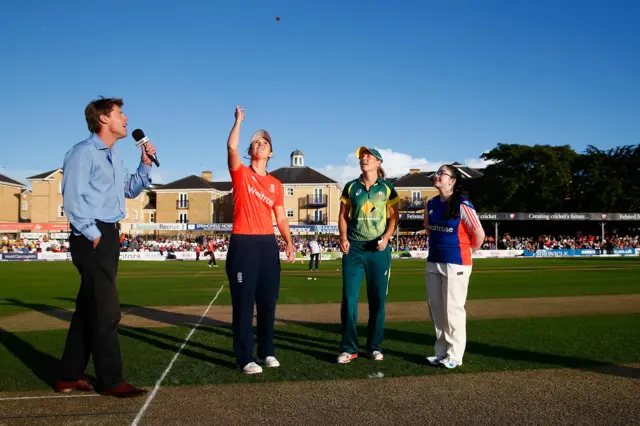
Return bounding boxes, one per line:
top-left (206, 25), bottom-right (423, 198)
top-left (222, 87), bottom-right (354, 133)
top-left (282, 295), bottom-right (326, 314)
top-left (131, 284), bottom-right (224, 426)
top-left (0, 394), bottom-right (99, 402)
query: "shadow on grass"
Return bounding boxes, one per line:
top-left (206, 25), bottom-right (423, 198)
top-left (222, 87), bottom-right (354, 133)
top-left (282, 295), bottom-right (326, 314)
top-left (4, 298), bottom-right (72, 322)
top-left (118, 326), bottom-right (236, 370)
top-left (5, 299), bottom-right (638, 380)
top-left (0, 327), bottom-right (62, 390)
top-left (56, 297), bottom-right (232, 328)
top-left (273, 318), bottom-right (640, 379)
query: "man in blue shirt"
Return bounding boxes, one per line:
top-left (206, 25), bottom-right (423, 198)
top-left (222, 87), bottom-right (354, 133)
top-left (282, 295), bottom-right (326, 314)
top-left (56, 97), bottom-right (156, 398)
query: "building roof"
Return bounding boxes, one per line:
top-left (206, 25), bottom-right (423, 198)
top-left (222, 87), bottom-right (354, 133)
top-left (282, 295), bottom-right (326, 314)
top-left (270, 166), bottom-right (337, 184)
top-left (0, 173), bottom-right (27, 188)
top-left (425, 165), bottom-right (484, 179)
top-left (391, 172), bottom-right (434, 188)
top-left (27, 168), bottom-right (62, 180)
top-left (155, 175), bottom-right (216, 190)
top-left (291, 149), bottom-right (304, 156)
top-left (210, 181), bottom-right (232, 192)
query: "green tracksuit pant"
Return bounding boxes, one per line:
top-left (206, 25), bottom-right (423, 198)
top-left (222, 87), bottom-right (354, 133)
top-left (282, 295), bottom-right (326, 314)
top-left (340, 240), bottom-right (392, 354)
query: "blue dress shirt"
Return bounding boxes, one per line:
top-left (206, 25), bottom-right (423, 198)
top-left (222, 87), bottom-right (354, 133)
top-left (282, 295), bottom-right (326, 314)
top-left (62, 134), bottom-right (152, 241)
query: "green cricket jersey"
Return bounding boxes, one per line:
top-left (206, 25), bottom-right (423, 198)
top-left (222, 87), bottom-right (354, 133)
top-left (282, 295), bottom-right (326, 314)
top-left (340, 176), bottom-right (400, 242)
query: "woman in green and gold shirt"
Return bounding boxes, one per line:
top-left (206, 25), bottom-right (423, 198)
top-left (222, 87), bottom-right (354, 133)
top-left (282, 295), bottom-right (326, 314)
top-left (336, 146), bottom-right (400, 364)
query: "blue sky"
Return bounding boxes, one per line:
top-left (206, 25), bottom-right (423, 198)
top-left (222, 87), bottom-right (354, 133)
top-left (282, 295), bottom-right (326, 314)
top-left (1, 0), bottom-right (638, 187)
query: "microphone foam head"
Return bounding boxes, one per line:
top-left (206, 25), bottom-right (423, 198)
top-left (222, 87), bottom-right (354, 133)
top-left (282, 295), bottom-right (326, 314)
top-left (132, 129), bottom-right (145, 141)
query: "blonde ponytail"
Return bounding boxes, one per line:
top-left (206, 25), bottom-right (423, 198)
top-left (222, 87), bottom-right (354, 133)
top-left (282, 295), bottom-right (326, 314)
top-left (377, 167), bottom-right (386, 179)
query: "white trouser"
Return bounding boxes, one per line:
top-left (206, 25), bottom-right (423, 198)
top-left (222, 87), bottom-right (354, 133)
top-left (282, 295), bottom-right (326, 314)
top-left (425, 261), bottom-right (472, 363)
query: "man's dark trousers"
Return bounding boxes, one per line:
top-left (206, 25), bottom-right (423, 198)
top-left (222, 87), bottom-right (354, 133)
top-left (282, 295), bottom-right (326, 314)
top-left (59, 221), bottom-right (123, 390)
top-left (309, 253), bottom-right (319, 270)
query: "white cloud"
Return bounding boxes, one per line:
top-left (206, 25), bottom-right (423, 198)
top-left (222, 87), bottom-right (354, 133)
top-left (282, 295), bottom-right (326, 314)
top-left (316, 147), bottom-right (493, 186)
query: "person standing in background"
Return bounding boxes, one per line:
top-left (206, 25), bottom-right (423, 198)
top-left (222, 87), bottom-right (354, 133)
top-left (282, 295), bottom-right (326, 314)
top-left (307, 236), bottom-right (321, 280)
top-left (207, 238), bottom-right (217, 268)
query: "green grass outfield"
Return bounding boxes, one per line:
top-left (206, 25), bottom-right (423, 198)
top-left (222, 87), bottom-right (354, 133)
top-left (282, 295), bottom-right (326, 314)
top-left (1, 314), bottom-right (638, 391)
top-left (0, 257), bottom-right (639, 393)
top-left (0, 257), bottom-right (639, 317)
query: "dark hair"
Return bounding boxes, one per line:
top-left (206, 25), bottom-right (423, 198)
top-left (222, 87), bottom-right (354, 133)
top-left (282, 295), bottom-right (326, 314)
top-left (442, 164), bottom-right (464, 220)
top-left (85, 97), bottom-right (123, 134)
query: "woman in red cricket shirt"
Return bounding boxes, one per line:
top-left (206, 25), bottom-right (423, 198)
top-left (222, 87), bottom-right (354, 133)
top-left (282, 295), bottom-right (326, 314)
top-left (225, 105), bottom-right (295, 374)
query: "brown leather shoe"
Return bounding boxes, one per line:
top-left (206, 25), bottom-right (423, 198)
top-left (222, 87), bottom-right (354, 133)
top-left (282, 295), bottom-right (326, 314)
top-left (55, 379), bottom-right (94, 393)
top-left (101, 382), bottom-right (148, 398)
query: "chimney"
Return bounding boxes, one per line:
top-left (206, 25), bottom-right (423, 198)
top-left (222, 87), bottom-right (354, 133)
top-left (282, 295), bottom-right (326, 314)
top-left (409, 168), bottom-right (420, 174)
top-left (201, 171), bottom-right (212, 182)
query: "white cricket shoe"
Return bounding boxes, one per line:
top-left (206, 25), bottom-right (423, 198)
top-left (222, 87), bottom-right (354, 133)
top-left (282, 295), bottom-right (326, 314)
top-left (426, 355), bottom-right (446, 365)
top-left (337, 352), bottom-right (358, 364)
top-left (370, 351), bottom-right (384, 361)
top-left (241, 362), bottom-right (263, 374)
top-left (439, 357), bottom-right (462, 369)
top-left (257, 356), bottom-right (280, 368)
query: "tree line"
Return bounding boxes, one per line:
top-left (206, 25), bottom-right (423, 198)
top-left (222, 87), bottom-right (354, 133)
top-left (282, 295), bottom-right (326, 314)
top-left (465, 143), bottom-right (640, 213)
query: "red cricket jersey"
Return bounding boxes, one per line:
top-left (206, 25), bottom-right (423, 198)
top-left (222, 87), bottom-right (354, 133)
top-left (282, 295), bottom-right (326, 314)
top-left (230, 164), bottom-right (284, 235)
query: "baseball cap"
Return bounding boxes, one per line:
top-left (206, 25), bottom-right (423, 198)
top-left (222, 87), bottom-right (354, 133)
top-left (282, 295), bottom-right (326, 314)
top-left (356, 146), bottom-right (383, 162)
top-left (250, 130), bottom-right (272, 147)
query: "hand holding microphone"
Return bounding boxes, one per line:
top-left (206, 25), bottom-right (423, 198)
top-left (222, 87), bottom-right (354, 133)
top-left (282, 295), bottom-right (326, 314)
top-left (132, 129), bottom-right (160, 167)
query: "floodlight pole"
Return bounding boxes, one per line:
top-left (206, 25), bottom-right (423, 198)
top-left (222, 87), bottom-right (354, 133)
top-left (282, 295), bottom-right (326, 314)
top-left (601, 222), bottom-right (605, 241)
top-left (494, 221), bottom-right (499, 248)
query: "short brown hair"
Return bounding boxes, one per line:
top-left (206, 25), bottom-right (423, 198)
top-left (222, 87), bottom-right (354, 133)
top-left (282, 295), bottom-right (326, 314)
top-left (85, 97), bottom-right (123, 134)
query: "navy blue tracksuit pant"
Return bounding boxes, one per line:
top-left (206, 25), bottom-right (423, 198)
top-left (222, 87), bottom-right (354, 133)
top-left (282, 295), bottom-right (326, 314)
top-left (225, 234), bottom-right (281, 367)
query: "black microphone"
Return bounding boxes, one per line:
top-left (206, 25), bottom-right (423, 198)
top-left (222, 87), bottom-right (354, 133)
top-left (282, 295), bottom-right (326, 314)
top-left (132, 128), bottom-right (160, 167)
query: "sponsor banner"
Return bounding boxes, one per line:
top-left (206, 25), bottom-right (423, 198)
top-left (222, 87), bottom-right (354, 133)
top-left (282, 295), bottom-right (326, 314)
top-left (472, 249), bottom-right (524, 258)
top-left (399, 213), bottom-right (424, 221)
top-left (20, 232), bottom-right (48, 240)
top-left (130, 223), bottom-right (187, 231)
top-left (50, 233), bottom-right (70, 239)
top-left (1, 253), bottom-right (38, 261)
top-left (409, 250), bottom-right (428, 259)
top-left (523, 248), bottom-right (637, 257)
top-left (184, 223), bottom-right (340, 234)
top-left (401, 213), bottom-right (640, 222)
top-left (314, 225), bottom-right (339, 234)
top-left (188, 223), bottom-right (233, 232)
top-left (119, 252), bottom-right (165, 261)
top-left (38, 252), bottom-right (71, 261)
top-left (613, 248), bottom-right (637, 255)
top-left (0, 223), bottom-right (70, 231)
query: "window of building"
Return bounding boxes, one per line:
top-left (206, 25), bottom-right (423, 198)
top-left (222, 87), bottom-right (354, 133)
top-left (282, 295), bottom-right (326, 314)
top-left (286, 209), bottom-right (294, 218)
top-left (125, 208), bottom-right (129, 218)
top-left (314, 188), bottom-right (324, 204)
top-left (133, 210), bottom-right (139, 220)
top-left (178, 193), bottom-right (188, 208)
top-left (59, 182), bottom-right (62, 193)
top-left (150, 212), bottom-right (155, 223)
top-left (21, 201), bottom-right (28, 211)
top-left (58, 205), bottom-right (64, 217)
top-left (179, 213), bottom-right (188, 223)
top-left (286, 187), bottom-right (294, 197)
top-left (219, 212), bottom-right (223, 223)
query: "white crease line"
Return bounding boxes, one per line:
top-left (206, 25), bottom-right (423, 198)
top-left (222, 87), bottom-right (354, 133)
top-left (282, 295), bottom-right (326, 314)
top-left (0, 394), bottom-right (100, 401)
top-left (130, 284), bottom-right (224, 426)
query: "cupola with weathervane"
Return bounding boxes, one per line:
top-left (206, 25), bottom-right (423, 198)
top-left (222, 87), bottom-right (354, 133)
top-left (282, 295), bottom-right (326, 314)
top-left (290, 149), bottom-right (304, 167)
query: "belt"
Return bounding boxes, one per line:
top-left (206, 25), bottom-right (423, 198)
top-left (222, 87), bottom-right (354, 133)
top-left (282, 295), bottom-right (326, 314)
top-left (96, 220), bottom-right (121, 230)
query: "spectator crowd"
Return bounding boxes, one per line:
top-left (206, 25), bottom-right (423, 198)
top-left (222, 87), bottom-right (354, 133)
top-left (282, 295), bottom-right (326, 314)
top-left (2, 233), bottom-right (639, 254)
